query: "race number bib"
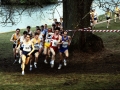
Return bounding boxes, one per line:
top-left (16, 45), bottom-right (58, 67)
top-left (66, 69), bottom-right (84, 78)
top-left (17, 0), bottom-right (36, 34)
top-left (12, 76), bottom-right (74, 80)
top-left (45, 39), bottom-right (51, 43)
top-left (52, 40), bottom-right (58, 47)
top-left (62, 42), bottom-right (68, 48)
top-left (23, 45), bottom-right (31, 52)
top-left (34, 43), bottom-right (39, 50)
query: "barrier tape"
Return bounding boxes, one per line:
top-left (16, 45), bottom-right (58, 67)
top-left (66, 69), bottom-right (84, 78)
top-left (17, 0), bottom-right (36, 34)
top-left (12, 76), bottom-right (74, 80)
top-left (66, 27), bottom-right (120, 32)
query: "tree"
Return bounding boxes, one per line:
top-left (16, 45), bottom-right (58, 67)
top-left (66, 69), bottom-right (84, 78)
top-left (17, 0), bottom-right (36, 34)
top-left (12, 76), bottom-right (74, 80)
top-left (63, 0), bottom-right (104, 52)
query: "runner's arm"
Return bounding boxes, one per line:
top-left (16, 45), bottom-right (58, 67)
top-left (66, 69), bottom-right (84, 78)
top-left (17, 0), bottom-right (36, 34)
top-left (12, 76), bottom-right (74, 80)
top-left (10, 34), bottom-right (15, 43)
top-left (28, 42), bottom-right (35, 55)
top-left (68, 36), bottom-right (71, 45)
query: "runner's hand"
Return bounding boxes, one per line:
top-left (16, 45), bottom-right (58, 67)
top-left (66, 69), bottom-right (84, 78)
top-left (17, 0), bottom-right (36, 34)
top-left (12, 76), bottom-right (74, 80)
top-left (27, 53), bottom-right (31, 56)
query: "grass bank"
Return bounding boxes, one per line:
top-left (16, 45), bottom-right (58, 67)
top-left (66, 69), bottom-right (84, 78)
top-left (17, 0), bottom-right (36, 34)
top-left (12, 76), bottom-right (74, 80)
top-left (0, 18), bottom-right (120, 89)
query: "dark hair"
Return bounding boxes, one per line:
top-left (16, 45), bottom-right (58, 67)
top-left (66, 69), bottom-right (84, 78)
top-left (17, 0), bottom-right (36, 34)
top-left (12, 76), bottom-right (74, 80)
top-left (16, 28), bottom-right (20, 31)
top-left (26, 34), bottom-right (31, 37)
top-left (41, 25), bottom-right (44, 27)
top-left (52, 24), bottom-right (56, 26)
top-left (59, 22), bottom-right (61, 25)
top-left (55, 27), bottom-right (60, 31)
top-left (48, 28), bottom-right (52, 32)
top-left (55, 22), bottom-right (59, 25)
top-left (63, 30), bottom-right (68, 33)
top-left (37, 28), bottom-right (41, 31)
top-left (23, 31), bottom-right (28, 35)
top-left (36, 26), bottom-right (40, 29)
top-left (34, 32), bottom-right (39, 36)
top-left (27, 26), bottom-right (31, 29)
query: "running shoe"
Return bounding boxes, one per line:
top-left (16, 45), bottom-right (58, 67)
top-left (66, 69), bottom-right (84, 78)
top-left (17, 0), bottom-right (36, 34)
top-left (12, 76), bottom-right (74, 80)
top-left (29, 67), bottom-right (32, 71)
top-left (13, 59), bottom-right (17, 64)
top-left (63, 59), bottom-right (67, 66)
top-left (18, 58), bottom-right (21, 64)
top-left (58, 64), bottom-right (62, 69)
top-left (22, 71), bottom-right (25, 75)
top-left (34, 64), bottom-right (37, 68)
top-left (44, 59), bottom-right (48, 64)
top-left (50, 60), bottom-right (54, 68)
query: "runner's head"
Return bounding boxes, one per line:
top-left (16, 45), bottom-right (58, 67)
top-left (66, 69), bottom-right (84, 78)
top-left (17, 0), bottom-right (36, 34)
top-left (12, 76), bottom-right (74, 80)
top-left (44, 24), bottom-right (47, 29)
top-left (55, 22), bottom-right (59, 27)
top-left (36, 26), bottom-right (40, 30)
top-left (48, 28), bottom-right (52, 33)
top-left (36, 28), bottom-right (41, 35)
top-left (63, 31), bottom-right (68, 37)
top-left (107, 8), bottom-right (109, 11)
top-left (34, 32), bottom-right (39, 39)
top-left (55, 27), bottom-right (60, 35)
top-left (27, 26), bottom-right (31, 31)
top-left (23, 31), bottom-right (28, 37)
top-left (53, 19), bottom-right (57, 22)
top-left (115, 4), bottom-right (118, 7)
top-left (26, 34), bottom-right (31, 41)
top-left (16, 28), bottom-right (20, 35)
top-left (41, 25), bottom-right (44, 30)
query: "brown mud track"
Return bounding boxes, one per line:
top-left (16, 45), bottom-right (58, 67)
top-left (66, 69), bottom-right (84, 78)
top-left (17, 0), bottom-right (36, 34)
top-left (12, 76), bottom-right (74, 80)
top-left (0, 49), bottom-right (120, 75)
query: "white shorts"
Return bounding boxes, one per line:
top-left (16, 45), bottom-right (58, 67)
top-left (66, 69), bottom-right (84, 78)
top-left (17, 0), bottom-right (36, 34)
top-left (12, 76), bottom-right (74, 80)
top-left (39, 43), bottom-right (43, 49)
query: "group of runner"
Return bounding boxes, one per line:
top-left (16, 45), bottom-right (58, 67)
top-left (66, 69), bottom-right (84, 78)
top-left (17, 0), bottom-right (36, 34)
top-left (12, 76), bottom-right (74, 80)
top-left (90, 5), bottom-right (120, 29)
top-left (10, 18), bottom-right (71, 75)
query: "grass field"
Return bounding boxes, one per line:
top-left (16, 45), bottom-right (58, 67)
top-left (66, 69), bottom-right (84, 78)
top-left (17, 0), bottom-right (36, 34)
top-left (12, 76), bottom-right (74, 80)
top-left (0, 18), bottom-right (120, 90)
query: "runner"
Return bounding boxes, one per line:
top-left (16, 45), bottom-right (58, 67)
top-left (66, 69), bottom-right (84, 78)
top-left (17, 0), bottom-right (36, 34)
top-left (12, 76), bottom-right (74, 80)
top-left (114, 5), bottom-right (120, 22)
top-left (17, 31), bottom-right (28, 64)
top-left (52, 23), bottom-right (56, 32)
top-left (58, 31), bottom-right (71, 69)
top-left (43, 28), bottom-right (54, 64)
top-left (17, 34), bottom-right (34, 75)
top-left (26, 26), bottom-right (33, 38)
top-left (42, 24), bottom-right (48, 39)
top-left (10, 28), bottom-right (21, 64)
top-left (105, 8), bottom-right (112, 28)
top-left (90, 9), bottom-right (94, 26)
top-left (92, 9), bottom-right (98, 28)
top-left (50, 27), bottom-right (62, 68)
top-left (36, 28), bottom-right (44, 55)
top-left (30, 32), bottom-right (41, 71)
top-left (60, 17), bottom-right (63, 29)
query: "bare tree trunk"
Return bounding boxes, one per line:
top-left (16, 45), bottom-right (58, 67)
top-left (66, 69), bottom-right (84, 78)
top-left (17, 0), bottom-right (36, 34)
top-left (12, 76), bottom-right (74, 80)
top-left (63, 0), bottom-right (104, 52)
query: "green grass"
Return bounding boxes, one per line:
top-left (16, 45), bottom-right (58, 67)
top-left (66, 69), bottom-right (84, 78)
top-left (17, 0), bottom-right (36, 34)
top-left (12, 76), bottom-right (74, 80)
top-left (0, 73), bottom-right (120, 90)
top-left (93, 18), bottom-right (120, 50)
top-left (0, 18), bottom-right (120, 89)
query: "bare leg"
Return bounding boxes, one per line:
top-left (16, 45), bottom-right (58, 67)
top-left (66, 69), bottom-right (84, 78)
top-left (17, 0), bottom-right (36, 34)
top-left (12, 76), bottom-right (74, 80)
top-left (50, 48), bottom-right (56, 68)
top-left (21, 55), bottom-right (26, 75)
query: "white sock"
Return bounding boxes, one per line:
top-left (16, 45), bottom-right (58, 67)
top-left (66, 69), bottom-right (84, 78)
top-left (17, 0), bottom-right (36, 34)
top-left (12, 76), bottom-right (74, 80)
top-left (64, 59), bottom-right (66, 62)
top-left (51, 60), bottom-right (54, 64)
top-left (34, 62), bottom-right (37, 65)
top-left (22, 71), bottom-right (24, 73)
top-left (30, 65), bottom-right (32, 67)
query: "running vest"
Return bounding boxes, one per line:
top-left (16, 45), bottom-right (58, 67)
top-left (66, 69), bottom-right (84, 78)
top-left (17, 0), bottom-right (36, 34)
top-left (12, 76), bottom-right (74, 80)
top-left (94, 12), bottom-right (97, 18)
top-left (115, 7), bottom-right (119, 13)
top-left (106, 11), bottom-right (111, 17)
top-left (45, 33), bottom-right (52, 43)
top-left (23, 42), bottom-right (32, 52)
top-left (51, 35), bottom-right (59, 47)
top-left (32, 38), bottom-right (40, 50)
top-left (13, 33), bottom-right (20, 45)
top-left (61, 36), bottom-right (69, 48)
top-left (20, 36), bottom-right (25, 44)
